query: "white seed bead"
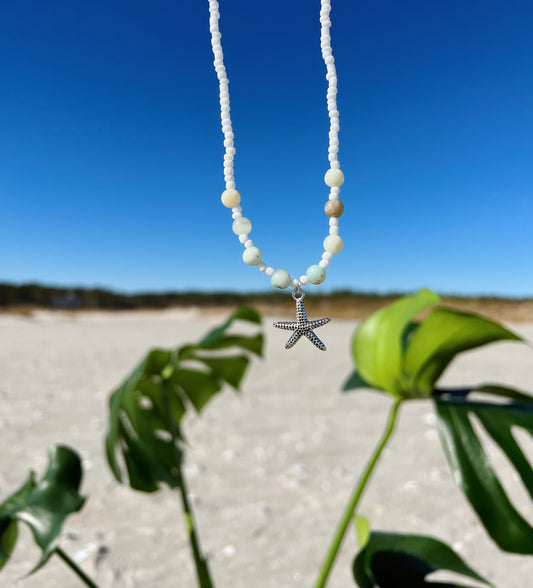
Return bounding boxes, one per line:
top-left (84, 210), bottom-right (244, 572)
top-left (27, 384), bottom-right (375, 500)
top-left (243, 247), bottom-right (262, 266)
top-left (324, 168), bottom-right (344, 187)
top-left (324, 234), bottom-right (344, 254)
top-left (210, 0), bottom-right (344, 290)
top-left (232, 217), bottom-right (252, 235)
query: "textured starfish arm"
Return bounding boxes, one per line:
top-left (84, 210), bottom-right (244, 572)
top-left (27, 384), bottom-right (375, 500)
top-left (285, 331), bottom-right (303, 349)
top-left (296, 299), bottom-right (308, 321)
top-left (308, 317), bottom-right (331, 329)
top-left (304, 331), bottom-right (327, 351)
top-left (273, 321), bottom-right (298, 331)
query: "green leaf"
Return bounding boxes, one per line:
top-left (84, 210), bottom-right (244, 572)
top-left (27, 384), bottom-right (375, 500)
top-left (351, 289), bottom-right (440, 396)
top-left (173, 368), bottom-right (221, 413)
top-left (199, 332), bottom-right (264, 356)
top-left (343, 370), bottom-right (374, 393)
top-left (196, 355), bottom-right (250, 390)
top-left (353, 530), bottom-right (492, 588)
top-left (0, 446), bottom-right (85, 574)
top-left (199, 305), bottom-right (262, 348)
top-left (403, 308), bottom-right (522, 396)
top-left (0, 521), bottom-right (17, 571)
top-left (106, 306), bottom-right (263, 493)
top-left (435, 385), bottom-right (533, 553)
top-left (355, 515), bottom-right (370, 549)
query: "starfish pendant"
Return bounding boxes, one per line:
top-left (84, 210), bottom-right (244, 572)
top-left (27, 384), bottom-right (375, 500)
top-left (273, 295), bottom-right (331, 351)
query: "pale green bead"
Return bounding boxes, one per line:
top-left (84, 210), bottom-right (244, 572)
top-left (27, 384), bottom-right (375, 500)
top-left (324, 168), bottom-right (345, 187)
top-left (242, 246), bottom-right (262, 266)
top-left (232, 217), bottom-right (252, 235)
top-left (221, 188), bottom-right (241, 208)
top-left (271, 269), bottom-right (291, 289)
top-left (306, 264), bottom-right (326, 285)
top-left (323, 235), bottom-right (344, 254)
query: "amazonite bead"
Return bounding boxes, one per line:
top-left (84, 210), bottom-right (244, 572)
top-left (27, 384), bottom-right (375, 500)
top-left (323, 235), bottom-right (344, 254)
top-left (271, 269), bottom-right (291, 289)
top-left (242, 246), bottom-right (262, 266)
top-left (324, 168), bottom-right (344, 187)
top-left (221, 188), bottom-right (241, 207)
top-left (306, 264), bottom-right (326, 285)
top-left (232, 217), bottom-right (252, 235)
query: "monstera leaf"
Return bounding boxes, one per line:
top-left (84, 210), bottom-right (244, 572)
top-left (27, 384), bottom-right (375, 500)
top-left (403, 309), bottom-right (521, 396)
top-left (106, 306), bottom-right (263, 493)
top-left (0, 445), bottom-right (84, 573)
top-left (353, 530), bottom-right (492, 588)
top-left (436, 385), bottom-right (533, 554)
top-left (346, 291), bottom-right (522, 399)
top-left (348, 289), bottom-right (440, 397)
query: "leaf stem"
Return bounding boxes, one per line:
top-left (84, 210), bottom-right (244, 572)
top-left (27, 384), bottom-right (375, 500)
top-left (55, 547), bottom-right (99, 588)
top-left (175, 464), bottom-right (215, 588)
top-left (162, 377), bottom-right (215, 588)
top-left (313, 399), bottom-right (402, 588)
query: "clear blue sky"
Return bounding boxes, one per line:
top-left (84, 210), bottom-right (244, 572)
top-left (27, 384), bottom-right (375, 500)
top-left (1, 0), bottom-right (531, 296)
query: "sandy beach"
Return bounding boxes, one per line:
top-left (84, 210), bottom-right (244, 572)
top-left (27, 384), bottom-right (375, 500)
top-left (1, 308), bottom-right (532, 588)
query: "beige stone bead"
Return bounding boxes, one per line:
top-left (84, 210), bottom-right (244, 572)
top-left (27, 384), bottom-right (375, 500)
top-left (221, 188), bottom-right (241, 208)
top-left (324, 199), bottom-right (344, 218)
top-left (324, 168), bottom-right (345, 187)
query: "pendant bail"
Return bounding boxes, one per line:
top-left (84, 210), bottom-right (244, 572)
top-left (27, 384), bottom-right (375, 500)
top-left (292, 287), bottom-right (305, 301)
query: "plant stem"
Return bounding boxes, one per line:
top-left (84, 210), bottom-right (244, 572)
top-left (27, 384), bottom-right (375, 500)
top-left (162, 377), bottom-right (215, 588)
top-left (175, 464), bottom-right (214, 588)
top-left (55, 547), bottom-right (99, 588)
top-left (313, 399), bottom-right (402, 588)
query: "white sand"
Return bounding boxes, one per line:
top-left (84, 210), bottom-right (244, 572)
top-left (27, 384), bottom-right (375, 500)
top-left (1, 309), bottom-right (532, 588)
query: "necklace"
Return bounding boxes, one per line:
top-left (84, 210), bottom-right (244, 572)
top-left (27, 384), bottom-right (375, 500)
top-left (208, 0), bottom-right (344, 350)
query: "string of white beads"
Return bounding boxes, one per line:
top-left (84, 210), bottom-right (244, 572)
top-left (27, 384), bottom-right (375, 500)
top-left (209, 0), bottom-right (344, 290)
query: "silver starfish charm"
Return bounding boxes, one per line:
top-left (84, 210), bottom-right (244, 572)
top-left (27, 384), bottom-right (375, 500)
top-left (273, 292), bottom-right (331, 350)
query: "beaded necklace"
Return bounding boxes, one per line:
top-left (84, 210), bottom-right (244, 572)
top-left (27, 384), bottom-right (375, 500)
top-left (208, 0), bottom-right (344, 350)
